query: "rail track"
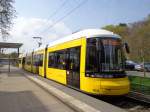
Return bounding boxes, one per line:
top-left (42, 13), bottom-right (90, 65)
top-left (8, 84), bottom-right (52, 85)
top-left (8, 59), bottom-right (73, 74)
top-left (96, 94), bottom-right (150, 112)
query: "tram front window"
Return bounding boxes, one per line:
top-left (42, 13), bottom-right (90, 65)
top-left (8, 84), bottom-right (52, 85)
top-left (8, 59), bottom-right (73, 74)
top-left (86, 37), bottom-right (126, 76)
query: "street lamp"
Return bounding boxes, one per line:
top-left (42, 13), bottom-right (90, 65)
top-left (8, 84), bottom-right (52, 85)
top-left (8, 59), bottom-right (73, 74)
top-left (33, 37), bottom-right (42, 47)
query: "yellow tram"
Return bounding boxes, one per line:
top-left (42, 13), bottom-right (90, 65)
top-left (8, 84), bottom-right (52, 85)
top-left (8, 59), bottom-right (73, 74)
top-left (21, 29), bottom-right (130, 95)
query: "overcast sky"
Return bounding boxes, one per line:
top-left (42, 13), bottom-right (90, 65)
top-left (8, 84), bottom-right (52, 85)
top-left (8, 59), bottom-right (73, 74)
top-left (4, 0), bottom-right (150, 53)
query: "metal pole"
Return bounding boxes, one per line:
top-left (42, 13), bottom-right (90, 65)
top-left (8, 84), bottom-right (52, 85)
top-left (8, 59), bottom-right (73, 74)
top-left (140, 49), bottom-right (146, 92)
top-left (18, 48), bottom-right (19, 57)
top-left (33, 37), bottom-right (42, 47)
top-left (143, 56), bottom-right (146, 77)
top-left (8, 55), bottom-right (10, 72)
top-left (140, 49), bottom-right (146, 77)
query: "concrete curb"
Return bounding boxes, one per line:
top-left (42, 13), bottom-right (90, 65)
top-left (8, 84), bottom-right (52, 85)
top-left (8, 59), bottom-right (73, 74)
top-left (26, 75), bottom-right (101, 112)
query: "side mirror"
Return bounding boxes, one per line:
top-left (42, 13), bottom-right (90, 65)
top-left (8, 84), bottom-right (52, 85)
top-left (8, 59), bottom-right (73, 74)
top-left (124, 42), bottom-right (130, 54)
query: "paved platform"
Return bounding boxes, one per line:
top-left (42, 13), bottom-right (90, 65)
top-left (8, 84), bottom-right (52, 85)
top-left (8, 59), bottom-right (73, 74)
top-left (0, 66), bottom-right (127, 112)
top-left (22, 70), bottom-right (126, 112)
top-left (0, 66), bottom-right (74, 112)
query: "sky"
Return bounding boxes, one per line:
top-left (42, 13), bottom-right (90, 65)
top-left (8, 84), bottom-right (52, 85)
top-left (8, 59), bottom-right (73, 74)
top-left (3, 0), bottom-right (150, 52)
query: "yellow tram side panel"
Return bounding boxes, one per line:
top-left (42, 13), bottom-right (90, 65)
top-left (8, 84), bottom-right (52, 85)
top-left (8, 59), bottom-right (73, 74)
top-left (24, 53), bottom-right (32, 72)
top-left (33, 49), bottom-right (45, 77)
top-left (81, 76), bottom-right (130, 95)
top-left (80, 37), bottom-right (100, 94)
top-left (32, 65), bottom-right (37, 74)
top-left (39, 49), bottom-right (45, 77)
top-left (80, 37), bottom-right (130, 95)
top-left (46, 68), bottom-right (66, 84)
top-left (39, 66), bottom-right (44, 77)
top-left (32, 65), bottom-right (44, 76)
top-left (79, 37), bottom-right (105, 94)
top-left (100, 77), bottom-right (130, 95)
top-left (24, 64), bottom-right (32, 72)
top-left (32, 53), bottom-right (37, 74)
top-left (32, 52), bottom-right (38, 74)
top-left (46, 38), bottom-right (83, 85)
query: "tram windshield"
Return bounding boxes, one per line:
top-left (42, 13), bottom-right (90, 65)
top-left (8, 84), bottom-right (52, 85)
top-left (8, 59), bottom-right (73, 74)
top-left (86, 37), bottom-right (125, 74)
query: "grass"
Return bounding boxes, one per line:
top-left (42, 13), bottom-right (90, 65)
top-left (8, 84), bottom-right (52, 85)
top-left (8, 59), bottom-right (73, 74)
top-left (129, 76), bottom-right (150, 86)
top-left (128, 76), bottom-right (150, 95)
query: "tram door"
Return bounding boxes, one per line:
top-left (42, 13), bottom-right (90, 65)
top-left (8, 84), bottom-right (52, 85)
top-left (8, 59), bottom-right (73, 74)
top-left (33, 55), bottom-right (39, 74)
top-left (35, 65), bottom-right (39, 74)
top-left (66, 47), bottom-right (80, 89)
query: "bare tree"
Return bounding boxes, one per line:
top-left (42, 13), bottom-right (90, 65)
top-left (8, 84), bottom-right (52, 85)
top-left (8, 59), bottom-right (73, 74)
top-left (0, 0), bottom-right (16, 41)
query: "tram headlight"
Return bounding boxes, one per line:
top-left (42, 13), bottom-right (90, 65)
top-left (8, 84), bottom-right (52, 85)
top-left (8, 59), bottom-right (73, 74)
top-left (91, 75), bottom-right (95, 77)
top-left (86, 74), bottom-right (90, 77)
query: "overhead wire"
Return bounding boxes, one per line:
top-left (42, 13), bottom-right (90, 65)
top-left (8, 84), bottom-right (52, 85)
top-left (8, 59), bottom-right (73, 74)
top-left (39, 0), bottom-right (88, 35)
top-left (46, 0), bottom-right (68, 20)
top-left (32, 0), bottom-right (68, 37)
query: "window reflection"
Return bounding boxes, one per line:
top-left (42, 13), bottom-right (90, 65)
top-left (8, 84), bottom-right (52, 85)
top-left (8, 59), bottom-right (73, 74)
top-left (86, 37), bottom-right (125, 73)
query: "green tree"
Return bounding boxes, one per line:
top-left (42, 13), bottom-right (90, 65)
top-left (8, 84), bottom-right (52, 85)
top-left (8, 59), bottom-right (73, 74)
top-left (102, 16), bottom-right (150, 62)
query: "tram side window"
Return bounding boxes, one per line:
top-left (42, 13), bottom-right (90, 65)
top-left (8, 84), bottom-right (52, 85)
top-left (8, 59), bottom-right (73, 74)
top-left (68, 47), bottom-right (80, 71)
top-left (48, 47), bottom-right (80, 70)
top-left (55, 50), bottom-right (66, 69)
top-left (86, 38), bottom-right (98, 73)
top-left (48, 50), bottom-right (66, 70)
top-left (33, 55), bottom-right (38, 66)
top-left (38, 54), bottom-right (43, 66)
top-left (48, 52), bottom-right (55, 67)
top-left (33, 55), bottom-right (35, 65)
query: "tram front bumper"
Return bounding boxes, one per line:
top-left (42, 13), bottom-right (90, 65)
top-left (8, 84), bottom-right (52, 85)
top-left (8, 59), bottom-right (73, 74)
top-left (99, 77), bottom-right (130, 95)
